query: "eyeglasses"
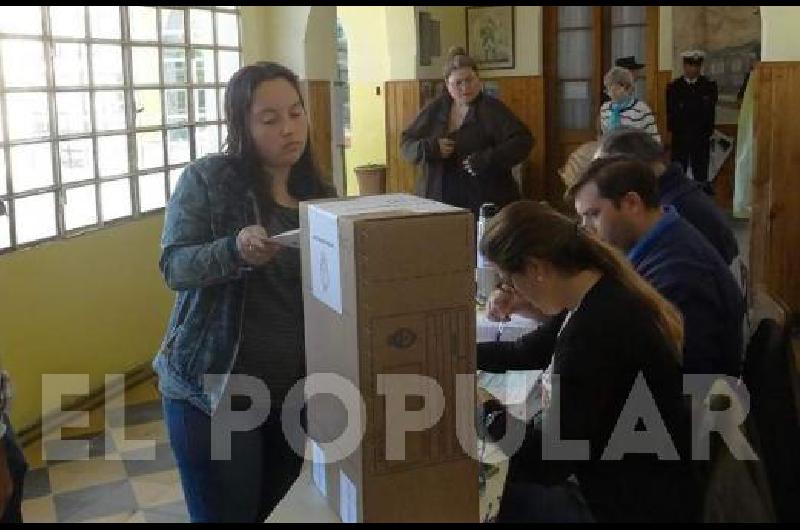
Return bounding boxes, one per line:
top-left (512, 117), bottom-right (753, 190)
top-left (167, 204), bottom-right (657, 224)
top-left (449, 76), bottom-right (477, 89)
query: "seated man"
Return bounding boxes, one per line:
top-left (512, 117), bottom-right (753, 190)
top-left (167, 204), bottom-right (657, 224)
top-left (568, 157), bottom-right (744, 378)
top-left (596, 127), bottom-right (740, 267)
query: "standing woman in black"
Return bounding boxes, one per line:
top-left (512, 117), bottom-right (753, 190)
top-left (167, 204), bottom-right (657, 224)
top-left (401, 47), bottom-right (533, 218)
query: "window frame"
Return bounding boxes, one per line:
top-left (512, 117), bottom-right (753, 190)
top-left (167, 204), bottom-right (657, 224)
top-left (0, 5), bottom-right (241, 254)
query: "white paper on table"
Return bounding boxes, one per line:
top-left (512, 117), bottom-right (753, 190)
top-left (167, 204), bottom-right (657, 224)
top-left (269, 228), bottom-right (300, 248)
top-left (476, 311), bottom-right (539, 343)
top-left (339, 469), bottom-right (357, 523)
top-left (311, 440), bottom-right (326, 497)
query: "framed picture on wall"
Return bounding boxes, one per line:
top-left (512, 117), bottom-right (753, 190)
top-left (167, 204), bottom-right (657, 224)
top-left (466, 6), bottom-right (515, 70)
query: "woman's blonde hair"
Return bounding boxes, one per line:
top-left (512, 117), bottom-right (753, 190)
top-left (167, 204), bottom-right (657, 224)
top-left (560, 141), bottom-right (599, 196)
top-left (480, 201), bottom-right (684, 359)
top-left (443, 46), bottom-right (478, 79)
top-left (604, 66), bottom-right (634, 90)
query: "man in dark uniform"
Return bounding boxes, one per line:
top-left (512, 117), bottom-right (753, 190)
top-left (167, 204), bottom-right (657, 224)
top-left (601, 56), bottom-right (645, 104)
top-left (666, 50), bottom-right (718, 191)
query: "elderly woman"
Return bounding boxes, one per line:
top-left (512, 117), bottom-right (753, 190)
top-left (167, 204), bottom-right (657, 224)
top-left (598, 66), bottom-right (660, 143)
top-left (401, 46), bottom-right (533, 219)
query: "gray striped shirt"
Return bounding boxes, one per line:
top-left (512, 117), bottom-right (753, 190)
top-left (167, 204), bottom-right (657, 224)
top-left (600, 98), bottom-right (661, 144)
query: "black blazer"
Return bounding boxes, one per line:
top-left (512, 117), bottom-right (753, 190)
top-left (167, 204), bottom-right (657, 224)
top-left (400, 91), bottom-right (532, 217)
top-left (478, 275), bottom-right (702, 522)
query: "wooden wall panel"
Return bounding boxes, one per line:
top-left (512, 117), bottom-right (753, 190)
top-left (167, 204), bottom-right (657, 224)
top-left (491, 76), bottom-right (546, 201)
top-left (303, 80), bottom-right (333, 184)
top-left (385, 80), bottom-right (421, 193)
top-left (750, 62), bottom-right (800, 315)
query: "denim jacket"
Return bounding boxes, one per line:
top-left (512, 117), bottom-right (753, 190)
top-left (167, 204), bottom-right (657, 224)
top-left (153, 154), bottom-right (258, 416)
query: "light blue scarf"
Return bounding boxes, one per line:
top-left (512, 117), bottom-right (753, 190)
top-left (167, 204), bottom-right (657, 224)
top-left (609, 95), bottom-right (635, 131)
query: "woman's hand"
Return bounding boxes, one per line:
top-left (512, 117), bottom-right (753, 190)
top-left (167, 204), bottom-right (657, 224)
top-left (236, 225), bottom-right (282, 266)
top-left (438, 138), bottom-right (456, 159)
top-left (486, 285), bottom-right (545, 322)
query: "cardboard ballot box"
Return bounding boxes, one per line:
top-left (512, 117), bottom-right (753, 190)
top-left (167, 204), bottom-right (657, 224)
top-left (299, 194), bottom-right (480, 523)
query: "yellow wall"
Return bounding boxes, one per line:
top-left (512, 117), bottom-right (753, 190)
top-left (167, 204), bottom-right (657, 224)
top-left (416, 6), bottom-right (467, 80)
top-left (240, 6), bottom-right (311, 74)
top-left (386, 6), bottom-right (418, 80)
top-left (338, 7), bottom-right (391, 195)
top-left (760, 6), bottom-right (800, 61)
top-left (1, 215), bottom-right (173, 430)
top-left (415, 6), bottom-right (542, 79)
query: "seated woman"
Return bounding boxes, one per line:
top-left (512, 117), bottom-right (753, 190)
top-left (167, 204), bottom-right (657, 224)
top-left (478, 201), bottom-right (701, 523)
top-left (598, 66), bottom-right (660, 144)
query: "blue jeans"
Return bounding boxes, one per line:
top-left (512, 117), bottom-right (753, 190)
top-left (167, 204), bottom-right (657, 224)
top-left (162, 397), bottom-right (304, 522)
top-left (1, 415), bottom-right (27, 524)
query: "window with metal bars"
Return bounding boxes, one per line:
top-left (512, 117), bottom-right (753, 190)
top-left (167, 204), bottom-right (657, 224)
top-left (0, 6), bottom-right (241, 253)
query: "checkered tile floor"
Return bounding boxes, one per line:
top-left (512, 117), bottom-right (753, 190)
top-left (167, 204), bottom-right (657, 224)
top-left (21, 378), bottom-right (189, 523)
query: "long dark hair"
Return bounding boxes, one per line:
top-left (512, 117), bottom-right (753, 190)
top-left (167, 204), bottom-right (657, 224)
top-left (480, 201), bottom-right (684, 358)
top-left (222, 61), bottom-right (334, 201)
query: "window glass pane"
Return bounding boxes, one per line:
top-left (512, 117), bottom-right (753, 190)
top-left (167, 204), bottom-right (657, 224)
top-left (218, 50), bottom-right (240, 84)
top-left (95, 91), bottom-right (126, 131)
top-left (15, 193), bottom-right (56, 244)
top-left (0, 106), bottom-right (3, 143)
top-left (195, 124), bottom-right (220, 158)
top-left (219, 88), bottom-right (226, 120)
top-left (612, 6), bottom-right (646, 25)
top-left (169, 166), bottom-right (185, 194)
top-left (0, 212), bottom-right (9, 249)
top-left (50, 6), bottom-right (85, 38)
top-left (0, 6), bottom-right (42, 35)
top-left (558, 6), bottom-right (591, 29)
top-left (135, 90), bottom-right (162, 128)
top-left (194, 88), bottom-right (218, 122)
top-left (64, 184), bottom-right (97, 230)
top-left (559, 81), bottom-right (592, 130)
top-left (0, 150), bottom-right (6, 195)
top-left (101, 178), bottom-right (131, 221)
top-left (190, 9), bottom-right (214, 45)
top-left (92, 44), bottom-right (124, 85)
top-left (7, 93), bottom-right (49, 140)
top-left (89, 6), bottom-right (120, 40)
top-left (216, 12), bottom-right (239, 47)
top-left (164, 48), bottom-right (187, 84)
top-left (2, 40), bottom-right (46, 87)
top-left (558, 30), bottom-right (592, 79)
top-left (11, 143), bottom-right (53, 193)
top-left (167, 128), bottom-right (190, 165)
top-left (129, 6), bottom-right (158, 41)
top-left (132, 46), bottom-right (160, 85)
top-left (57, 92), bottom-right (92, 135)
top-left (191, 48), bottom-right (216, 84)
top-left (139, 171), bottom-right (166, 212)
top-left (97, 134), bottom-right (128, 177)
top-left (54, 43), bottom-right (90, 87)
top-left (611, 26), bottom-right (646, 74)
top-left (161, 9), bottom-right (185, 44)
top-left (136, 131), bottom-right (164, 170)
top-left (165, 89), bottom-right (188, 125)
top-left (59, 139), bottom-right (94, 183)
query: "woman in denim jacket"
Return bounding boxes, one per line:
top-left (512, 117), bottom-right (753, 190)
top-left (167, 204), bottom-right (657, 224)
top-left (153, 62), bottom-right (334, 522)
